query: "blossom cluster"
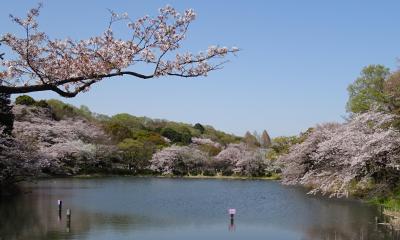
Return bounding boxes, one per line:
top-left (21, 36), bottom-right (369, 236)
top-left (12, 105), bottom-right (112, 174)
top-left (0, 128), bottom-right (42, 188)
top-left (150, 143), bottom-right (268, 176)
top-left (191, 137), bottom-right (221, 148)
top-left (149, 145), bottom-right (207, 175)
top-left (215, 143), bottom-right (267, 176)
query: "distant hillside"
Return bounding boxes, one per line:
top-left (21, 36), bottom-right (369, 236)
top-left (11, 95), bottom-right (241, 175)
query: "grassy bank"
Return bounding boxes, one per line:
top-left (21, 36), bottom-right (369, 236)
top-left (369, 196), bottom-right (400, 212)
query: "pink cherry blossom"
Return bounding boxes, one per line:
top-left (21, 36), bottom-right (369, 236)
top-left (0, 5), bottom-right (239, 97)
top-left (280, 111), bottom-right (400, 198)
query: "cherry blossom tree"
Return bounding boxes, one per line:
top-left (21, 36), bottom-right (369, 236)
top-left (149, 145), bottom-right (208, 175)
top-left (234, 149), bottom-right (266, 176)
top-left (150, 145), bottom-right (208, 175)
top-left (214, 143), bottom-right (267, 176)
top-left (0, 4), bottom-right (239, 97)
top-left (191, 137), bottom-right (221, 149)
top-left (150, 143), bottom-right (268, 176)
top-left (149, 145), bottom-right (181, 175)
top-left (0, 127), bottom-right (42, 194)
top-left (280, 111), bottom-right (400, 198)
top-left (214, 143), bottom-right (246, 170)
top-left (12, 104), bottom-right (114, 174)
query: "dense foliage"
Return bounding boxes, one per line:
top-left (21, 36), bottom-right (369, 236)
top-left (346, 65), bottom-right (400, 116)
top-left (346, 65), bottom-right (390, 113)
top-left (15, 95), bottom-right (36, 106)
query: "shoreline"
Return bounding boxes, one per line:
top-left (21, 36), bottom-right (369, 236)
top-left (70, 173), bottom-right (281, 181)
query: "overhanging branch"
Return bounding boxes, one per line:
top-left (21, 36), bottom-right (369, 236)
top-left (0, 70), bottom-right (155, 97)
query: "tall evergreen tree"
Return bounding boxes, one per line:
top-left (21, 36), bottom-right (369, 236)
top-left (260, 130), bottom-right (272, 148)
top-left (243, 131), bottom-right (260, 148)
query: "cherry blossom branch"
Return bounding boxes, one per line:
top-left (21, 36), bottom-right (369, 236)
top-left (0, 4), bottom-right (239, 97)
top-left (0, 69), bottom-right (216, 97)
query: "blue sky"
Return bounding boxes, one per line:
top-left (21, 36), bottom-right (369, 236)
top-left (1, 1), bottom-right (400, 137)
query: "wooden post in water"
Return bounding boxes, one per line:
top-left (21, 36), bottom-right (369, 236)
top-left (58, 200), bottom-right (62, 213)
top-left (66, 208), bottom-right (71, 232)
top-left (57, 200), bottom-right (62, 220)
top-left (228, 208), bottom-right (236, 231)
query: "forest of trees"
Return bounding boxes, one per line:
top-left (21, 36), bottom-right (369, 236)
top-left (0, 95), bottom-right (280, 194)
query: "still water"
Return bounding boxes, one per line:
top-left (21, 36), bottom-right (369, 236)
top-left (0, 177), bottom-right (395, 240)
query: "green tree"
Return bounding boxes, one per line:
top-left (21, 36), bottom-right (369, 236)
top-left (110, 114), bottom-right (144, 130)
top-left (266, 135), bottom-right (304, 160)
top-left (194, 123), bottom-right (205, 134)
top-left (105, 122), bottom-right (132, 142)
top-left (161, 127), bottom-right (181, 143)
top-left (77, 105), bottom-right (93, 119)
top-left (15, 95), bottom-right (36, 106)
top-left (118, 139), bottom-right (151, 172)
top-left (34, 100), bottom-right (49, 108)
top-left (179, 127), bottom-right (192, 144)
top-left (46, 99), bottom-right (77, 120)
top-left (132, 130), bottom-right (167, 147)
top-left (346, 65), bottom-right (390, 113)
top-left (160, 126), bottom-right (192, 145)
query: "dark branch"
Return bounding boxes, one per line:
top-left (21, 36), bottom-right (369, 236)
top-left (0, 70), bottom-right (155, 97)
top-left (57, 71), bottom-right (154, 85)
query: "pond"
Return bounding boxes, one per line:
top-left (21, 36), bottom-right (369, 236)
top-left (0, 177), bottom-right (396, 240)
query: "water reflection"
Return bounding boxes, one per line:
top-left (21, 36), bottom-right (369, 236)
top-left (0, 177), bottom-right (398, 240)
top-left (228, 217), bottom-right (236, 232)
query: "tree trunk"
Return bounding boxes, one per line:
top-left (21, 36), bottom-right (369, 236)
top-left (0, 90), bottom-right (14, 135)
